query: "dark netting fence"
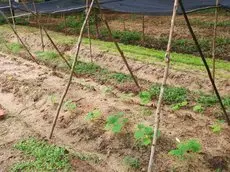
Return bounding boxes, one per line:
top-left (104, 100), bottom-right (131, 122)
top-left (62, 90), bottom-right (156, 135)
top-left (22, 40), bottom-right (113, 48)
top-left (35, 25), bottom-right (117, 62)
top-left (0, 0), bottom-right (230, 15)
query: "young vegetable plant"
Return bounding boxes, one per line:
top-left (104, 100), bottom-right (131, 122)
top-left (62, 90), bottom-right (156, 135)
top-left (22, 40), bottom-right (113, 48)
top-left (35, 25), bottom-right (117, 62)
top-left (171, 101), bottom-right (188, 111)
top-left (49, 94), bottom-right (58, 105)
top-left (85, 109), bottom-right (102, 121)
top-left (63, 100), bottom-right (77, 112)
top-left (105, 112), bottom-right (128, 133)
top-left (193, 104), bottom-right (204, 113)
top-left (210, 120), bottom-right (224, 134)
top-left (134, 124), bottom-right (160, 146)
top-left (169, 139), bottom-right (201, 159)
top-left (139, 91), bottom-right (152, 105)
top-left (123, 156), bottom-right (140, 169)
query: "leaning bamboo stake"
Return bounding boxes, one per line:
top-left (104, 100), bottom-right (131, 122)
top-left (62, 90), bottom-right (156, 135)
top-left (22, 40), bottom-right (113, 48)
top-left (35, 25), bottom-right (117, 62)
top-left (32, 0), bottom-right (45, 51)
top-left (86, 0), bottom-right (93, 62)
top-left (212, 0), bottom-right (219, 83)
top-left (42, 28), bottom-right (78, 77)
top-left (142, 15), bottom-right (145, 42)
top-left (15, 2), bottom-right (78, 77)
top-left (49, 0), bottom-right (95, 139)
top-left (95, 0), bottom-right (141, 90)
top-left (8, 0), bottom-right (16, 29)
top-left (179, 0), bottom-right (230, 125)
top-left (0, 11), bottom-right (38, 64)
top-left (147, 0), bottom-right (178, 171)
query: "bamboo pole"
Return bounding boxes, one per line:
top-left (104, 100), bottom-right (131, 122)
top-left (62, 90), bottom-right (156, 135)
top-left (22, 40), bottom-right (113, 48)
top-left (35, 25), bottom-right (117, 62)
top-left (64, 14), bottom-right (67, 35)
top-left (49, 0), bottom-right (95, 139)
top-left (32, 0), bottom-right (45, 51)
top-left (147, 0), bottom-right (179, 171)
top-left (212, 0), bottom-right (219, 83)
top-left (16, 2), bottom-right (78, 77)
top-left (86, 0), bottom-right (93, 62)
top-left (0, 11), bottom-right (38, 64)
top-left (142, 15), bottom-right (145, 42)
top-left (94, 9), bottom-right (100, 38)
top-left (179, 0), bottom-right (230, 125)
top-left (95, 0), bottom-right (141, 90)
top-left (8, 0), bottom-right (16, 29)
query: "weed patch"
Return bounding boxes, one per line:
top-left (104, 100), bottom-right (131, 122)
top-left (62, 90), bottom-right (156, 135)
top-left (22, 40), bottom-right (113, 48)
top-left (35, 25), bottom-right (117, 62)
top-left (11, 138), bottom-right (71, 171)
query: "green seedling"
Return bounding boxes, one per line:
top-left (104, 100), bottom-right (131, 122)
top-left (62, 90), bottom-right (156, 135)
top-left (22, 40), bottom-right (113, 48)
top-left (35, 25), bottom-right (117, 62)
top-left (110, 73), bottom-right (131, 83)
top-left (49, 94), bottom-right (58, 105)
top-left (64, 100), bottom-right (77, 112)
top-left (11, 138), bottom-right (71, 171)
top-left (36, 51), bottom-right (58, 61)
top-left (134, 124), bottom-right (160, 146)
top-left (8, 42), bottom-right (22, 54)
top-left (169, 139), bottom-right (201, 159)
top-left (105, 112), bottom-right (128, 133)
top-left (211, 120), bottom-right (224, 134)
top-left (85, 109), bottom-right (102, 121)
top-left (193, 104), bottom-right (204, 113)
top-left (171, 101), bottom-right (188, 111)
top-left (123, 156), bottom-right (140, 169)
top-left (139, 91), bottom-right (152, 105)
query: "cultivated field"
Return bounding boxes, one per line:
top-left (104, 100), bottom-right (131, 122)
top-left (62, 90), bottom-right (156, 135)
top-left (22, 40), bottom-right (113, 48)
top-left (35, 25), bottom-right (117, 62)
top-left (0, 10), bottom-right (230, 172)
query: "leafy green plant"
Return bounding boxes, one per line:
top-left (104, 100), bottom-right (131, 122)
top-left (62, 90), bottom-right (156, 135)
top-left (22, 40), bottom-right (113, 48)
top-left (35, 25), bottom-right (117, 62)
top-left (134, 124), bottom-right (159, 146)
top-left (36, 51), bottom-right (58, 61)
top-left (110, 73), bottom-right (131, 83)
top-left (149, 85), bottom-right (187, 104)
top-left (8, 42), bottom-right (22, 54)
top-left (105, 112), bottom-right (128, 133)
top-left (139, 91), bottom-right (152, 105)
top-left (193, 104), bottom-right (204, 113)
top-left (11, 138), bottom-right (71, 171)
top-left (64, 100), bottom-right (77, 112)
top-left (123, 156), bottom-right (140, 169)
top-left (171, 101), bottom-right (188, 111)
top-left (211, 120), bottom-right (224, 134)
top-left (197, 94), bottom-right (218, 107)
top-left (85, 109), bottom-right (102, 121)
top-left (169, 139), bottom-right (201, 159)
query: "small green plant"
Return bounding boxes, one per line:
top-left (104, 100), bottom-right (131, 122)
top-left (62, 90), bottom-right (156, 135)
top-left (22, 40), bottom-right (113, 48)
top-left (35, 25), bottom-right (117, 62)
top-left (141, 107), bottom-right (152, 116)
top-left (49, 94), bottom-right (58, 105)
top-left (134, 124), bottom-right (159, 146)
top-left (36, 51), bottom-right (58, 61)
top-left (211, 120), bottom-right (224, 134)
top-left (171, 101), bottom-right (188, 111)
top-left (197, 94), bottom-right (218, 107)
top-left (8, 42), bottom-right (22, 54)
top-left (110, 73), bottom-right (131, 83)
top-left (149, 84), bottom-right (187, 104)
top-left (139, 91), bottom-right (152, 105)
top-left (85, 109), bottom-right (102, 121)
top-left (105, 112), bottom-right (128, 133)
top-left (193, 104), bottom-right (204, 113)
top-left (64, 100), bottom-right (77, 112)
top-left (169, 139), bottom-right (201, 159)
top-left (11, 138), bottom-right (71, 171)
top-left (123, 156), bottom-right (140, 169)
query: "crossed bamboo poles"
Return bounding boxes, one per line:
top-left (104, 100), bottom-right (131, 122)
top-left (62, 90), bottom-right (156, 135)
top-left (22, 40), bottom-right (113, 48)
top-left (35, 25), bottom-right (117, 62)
top-left (7, 0), bottom-right (140, 135)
